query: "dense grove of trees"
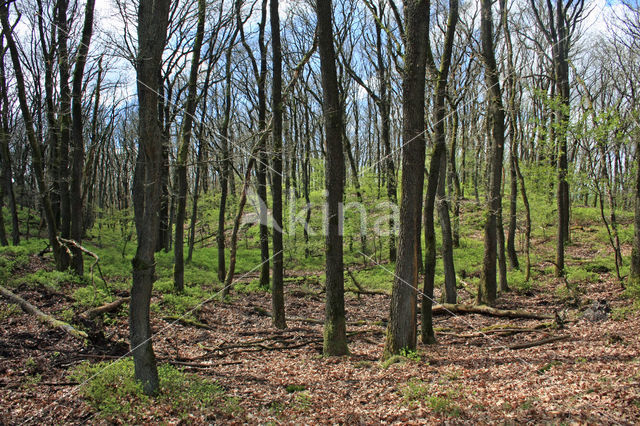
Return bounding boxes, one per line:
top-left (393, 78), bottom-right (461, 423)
top-left (0, 0), bottom-right (639, 393)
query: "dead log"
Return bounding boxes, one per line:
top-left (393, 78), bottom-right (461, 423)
top-left (508, 335), bottom-right (570, 350)
top-left (79, 297), bottom-right (129, 320)
top-left (431, 303), bottom-right (554, 320)
top-left (0, 285), bottom-right (87, 340)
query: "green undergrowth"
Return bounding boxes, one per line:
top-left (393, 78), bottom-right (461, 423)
top-left (401, 378), bottom-right (462, 417)
top-left (70, 358), bottom-right (241, 422)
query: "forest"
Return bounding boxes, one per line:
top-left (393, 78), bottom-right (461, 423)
top-left (0, 0), bottom-right (639, 423)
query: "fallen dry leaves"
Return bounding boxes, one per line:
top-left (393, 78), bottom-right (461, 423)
top-left (1, 252), bottom-right (639, 424)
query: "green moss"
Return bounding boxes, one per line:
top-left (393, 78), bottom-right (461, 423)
top-left (70, 358), bottom-right (240, 422)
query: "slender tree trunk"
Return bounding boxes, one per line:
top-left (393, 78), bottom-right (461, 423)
top-left (130, 0), bottom-right (170, 396)
top-left (630, 140), bottom-right (640, 285)
top-left (478, 0), bottom-right (505, 305)
top-left (0, 41), bottom-right (18, 245)
top-left (384, 0), bottom-right (429, 358)
top-left (437, 152), bottom-right (457, 303)
top-left (56, 0), bottom-right (72, 269)
top-left (514, 151), bottom-right (532, 281)
top-left (270, 0), bottom-right (286, 329)
top-left (257, 0), bottom-right (270, 288)
top-left (317, 0), bottom-right (347, 356)
top-left (1, 4), bottom-right (63, 269)
top-left (173, 0), bottom-right (205, 293)
top-left (69, 0), bottom-right (96, 275)
top-left (421, 0), bottom-right (458, 345)
top-left (449, 106), bottom-right (461, 248)
top-left (218, 29), bottom-right (239, 289)
top-left (502, 0), bottom-right (519, 271)
top-left (186, 42), bottom-right (214, 264)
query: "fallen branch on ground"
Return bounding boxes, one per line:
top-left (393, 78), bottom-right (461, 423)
top-left (432, 303), bottom-right (554, 320)
top-left (0, 285), bottom-right (87, 340)
top-left (79, 297), bottom-right (129, 320)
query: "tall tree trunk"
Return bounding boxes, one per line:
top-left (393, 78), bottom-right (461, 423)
top-left (502, 0), bottom-right (519, 271)
top-left (69, 0), bottom-right (96, 275)
top-left (317, 0), bottom-right (347, 356)
top-left (257, 0), bottom-right (270, 288)
top-left (478, 0), bottom-right (505, 305)
top-left (0, 39), bottom-right (18, 245)
top-left (0, 4), bottom-right (63, 268)
top-left (174, 0), bottom-right (205, 293)
top-left (218, 29), bottom-right (238, 288)
top-left (630, 140), bottom-right (640, 286)
top-left (384, 0), bottom-right (429, 358)
top-left (421, 0), bottom-right (458, 345)
top-left (56, 0), bottom-right (72, 269)
top-left (270, 0), bottom-right (286, 329)
top-left (130, 0), bottom-right (170, 396)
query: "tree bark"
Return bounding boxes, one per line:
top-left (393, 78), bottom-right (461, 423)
top-left (218, 29), bottom-right (238, 288)
top-left (384, 0), bottom-right (429, 358)
top-left (174, 0), bottom-right (205, 293)
top-left (317, 0), bottom-right (347, 356)
top-left (131, 0), bottom-right (170, 396)
top-left (437, 152), bottom-right (457, 303)
top-left (478, 0), bottom-right (505, 305)
top-left (56, 0), bottom-right (72, 270)
top-left (421, 0), bottom-right (458, 344)
top-left (70, 0), bottom-right (96, 275)
top-left (257, 0), bottom-right (270, 288)
top-left (631, 140), bottom-right (640, 285)
top-left (270, 0), bottom-right (286, 329)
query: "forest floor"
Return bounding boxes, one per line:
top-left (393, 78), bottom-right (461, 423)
top-left (1, 223), bottom-right (640, 424)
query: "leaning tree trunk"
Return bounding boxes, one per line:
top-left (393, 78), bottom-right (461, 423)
top-left (130, 0), bottom-right (170, 396)
top-left (384, 0), bottom-right (429, 358)
top-left (317, 0), bottom-right (347, 356)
